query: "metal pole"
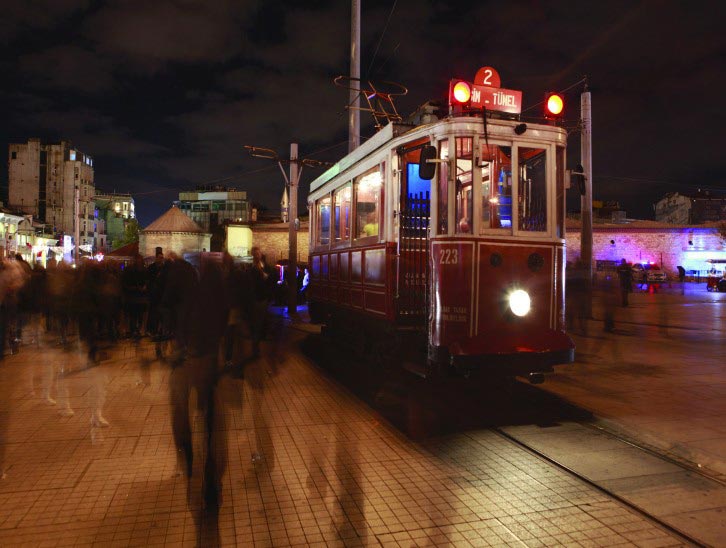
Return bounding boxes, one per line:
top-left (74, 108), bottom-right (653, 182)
top-left (288, 143), bottom-right (299, 315)
top-left (348, 0), bottom-right (360, 153)
top-left (580, 88), bottom-right (593, 314)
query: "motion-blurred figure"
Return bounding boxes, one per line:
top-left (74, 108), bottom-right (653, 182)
top-left (168, 259), bottom-right (227, 545)
top-left (566, 260), bottom-right (589, 336)
top-left (617, 258), bottom-right (632, 307)
top-left (249, 247), bottom-right (275, 358)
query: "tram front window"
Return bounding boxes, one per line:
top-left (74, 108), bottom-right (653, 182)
top-left (437, 139), bottom-right (449, 235)
top-left (455, 137), bottom-right (473, 234)
top-left (480, 144), bottom-right (512, 232)
top-left (518, 147), bottom-right (547, 232)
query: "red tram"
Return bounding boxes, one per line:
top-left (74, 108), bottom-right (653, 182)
top-left (307, 70), bottom-right (574, 381)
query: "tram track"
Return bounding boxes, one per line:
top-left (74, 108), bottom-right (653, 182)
top-left (493, 426), bottom-right (709, 547)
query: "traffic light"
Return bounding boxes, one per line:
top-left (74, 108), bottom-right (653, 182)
top-left (450, 80), bottom-right (471, 106)
top-left (544, 92), bottom-right (564, 119)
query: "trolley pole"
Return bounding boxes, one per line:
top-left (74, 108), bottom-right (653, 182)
top-left (348, 0), bottom-right (360, 153)
top-left (580, 85), bottom-right (593, 315)
top-left (288, 143), bottom-right (299, 317)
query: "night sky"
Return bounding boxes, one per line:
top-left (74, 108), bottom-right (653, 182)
top-left (1, 0), bottom-right (724, 227)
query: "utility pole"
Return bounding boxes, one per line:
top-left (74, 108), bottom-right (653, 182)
top-left (243, 145), bottom-right (331, 317)
top-left (288, 143), bottom-right (299, 316)
top-left (580, 83), bottom-right (593, 314)
top-left (74, 185), bottom-right (80, 266)
top-left (348, 0), bottom-right (360, 153)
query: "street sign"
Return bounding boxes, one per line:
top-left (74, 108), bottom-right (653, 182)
top-left (470, 84), bottom-right (522, 114)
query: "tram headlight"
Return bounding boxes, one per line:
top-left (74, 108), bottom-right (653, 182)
top-left (508, 289), bottom-right (531, 317)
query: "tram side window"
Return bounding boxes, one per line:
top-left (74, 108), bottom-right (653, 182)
top-left (333, 184), bottom-right (352, 243)
top-left (518, 147), bottom-right (547, 232)
top-left (437, 139), bottom-right (449, 235)
top-left (355, 167), bottom-right (382, 239)
top-left (479, 144), bottom-right (512, 232)
top-left (316, 196), bottom-right (331, 246)
top-left (455, 137), bottom-right (473, 234)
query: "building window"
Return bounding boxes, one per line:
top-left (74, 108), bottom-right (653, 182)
top-left (11, 152), bottom-right (17, 160)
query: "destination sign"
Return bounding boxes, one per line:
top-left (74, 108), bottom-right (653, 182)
top-left (470, 85), bottom-right (522, 114)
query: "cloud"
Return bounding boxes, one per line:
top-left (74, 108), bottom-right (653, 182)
top-left (0, 0), bottom-right (90, 44)
top-left (20, 46), bottom-right (115, 92)
top-left (83, 0), bottom-right (255, 70)
top-left (17, 106), bottom-right (168, 159)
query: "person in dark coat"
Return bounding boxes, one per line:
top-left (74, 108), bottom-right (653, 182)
top-left (249, 246), bottom-right (276, 358)
top-left (122, 254), bottom-right (148, 339)
top-left (616, 259), bottom-right (633, 307)
top-left (168, 260), bottom-right (228, 545)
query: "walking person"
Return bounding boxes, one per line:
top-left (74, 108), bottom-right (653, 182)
top-left (168, 260), bottom-right (227, 545)
top-left (617, 258), bottom-right (632, 307)
top-left (249, 247), bottom-right (275, 358)
top-left (677, 265), bottom-right (686, 295)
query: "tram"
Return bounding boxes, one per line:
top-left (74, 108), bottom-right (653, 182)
top-left (307, 68), bottom-right (574, 381)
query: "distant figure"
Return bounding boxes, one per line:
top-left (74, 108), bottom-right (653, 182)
top-left (601, 273), bottom-right (618, 333)
top-left (617, 259), bottom-right (632, 307)
top-left (677, 265), bottom-right (686, 295)
top-left (249, 246), bottom-right (275, 358)
top-left (566, 260), bottom-right (589, 336)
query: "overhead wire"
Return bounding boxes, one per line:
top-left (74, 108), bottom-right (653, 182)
top-left (365, 0), bottom-right (399, 80)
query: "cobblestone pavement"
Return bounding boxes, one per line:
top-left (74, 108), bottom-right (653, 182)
top-left (0, 320), bottom-right (688, 546)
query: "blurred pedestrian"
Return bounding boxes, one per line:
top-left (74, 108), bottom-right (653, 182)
top-left (249, 246), bottom-right (275, 358)
top-left (566, 260), bottom-right (589, 336)
top-left (122, 254), bottom-right (148, 339)
top-left (617, 258), bottom-right (632, 307)
top-left (599, 272), bottom-right (618, 333)
top-left (677, 265), bottom-right (686, 295)
top-left (168, 260), bottom-right (228, 545)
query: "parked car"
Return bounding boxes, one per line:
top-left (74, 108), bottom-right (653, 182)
top-left (631, 263), bottom-right (667, 284)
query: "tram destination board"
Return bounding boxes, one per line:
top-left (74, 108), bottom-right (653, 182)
top-left (470, 85), bottom-right (522, 114)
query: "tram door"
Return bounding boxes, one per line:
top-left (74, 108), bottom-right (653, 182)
top-left (397, 145), bottom-right (431, 325)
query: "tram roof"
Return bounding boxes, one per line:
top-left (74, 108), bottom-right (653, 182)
top-left (310, 123), bottom-right (410, 193)
top-left (309, 116), bottom-right (567, 195)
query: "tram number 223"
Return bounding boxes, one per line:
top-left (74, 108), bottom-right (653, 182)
top-left (439, 248), bottom-right (459, 265)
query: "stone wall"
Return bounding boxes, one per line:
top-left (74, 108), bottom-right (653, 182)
top-left (139, 231), bottom-right (211, 258)
top-left (565, 224), bottom-right (724, 276)
top-left (252, 222), bottom-right (309, 264)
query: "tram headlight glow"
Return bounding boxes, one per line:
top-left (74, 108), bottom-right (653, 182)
top-left (508, 290), bottom-right (531, 317)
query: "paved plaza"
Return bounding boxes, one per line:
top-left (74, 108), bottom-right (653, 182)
top-left (0, 306), bottom-right (703, 547)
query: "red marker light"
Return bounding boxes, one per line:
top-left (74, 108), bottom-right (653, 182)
top-left (544, 92), bottom-right (564, 117)
top-left (452, 81), bottom-right (471, 103)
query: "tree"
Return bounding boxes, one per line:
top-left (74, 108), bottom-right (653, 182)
top-left (118, 219), bottom-right (140, 246)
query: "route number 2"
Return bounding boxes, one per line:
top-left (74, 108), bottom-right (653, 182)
top-left (440, 248), bottom-right (458, 265)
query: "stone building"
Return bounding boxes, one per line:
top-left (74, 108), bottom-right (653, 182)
top-left (251, 220), bottom-right (309, 264)
top-left (95, 192), bottom-right (135, 250)
top-left (654, 191), bottom-right (726, 224)
top-left (174, 186), bottom-right (251, 233)
top-left (139, 206), bottom-right (210, 259)
top-left (8, 139), bottom-right (103, 250)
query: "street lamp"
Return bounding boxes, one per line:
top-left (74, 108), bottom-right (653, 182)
top-left (243, 144), bottom-right (331, 315)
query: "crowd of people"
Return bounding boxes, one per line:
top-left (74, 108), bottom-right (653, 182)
top-left (0, 246), bottom-right (279, 365)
